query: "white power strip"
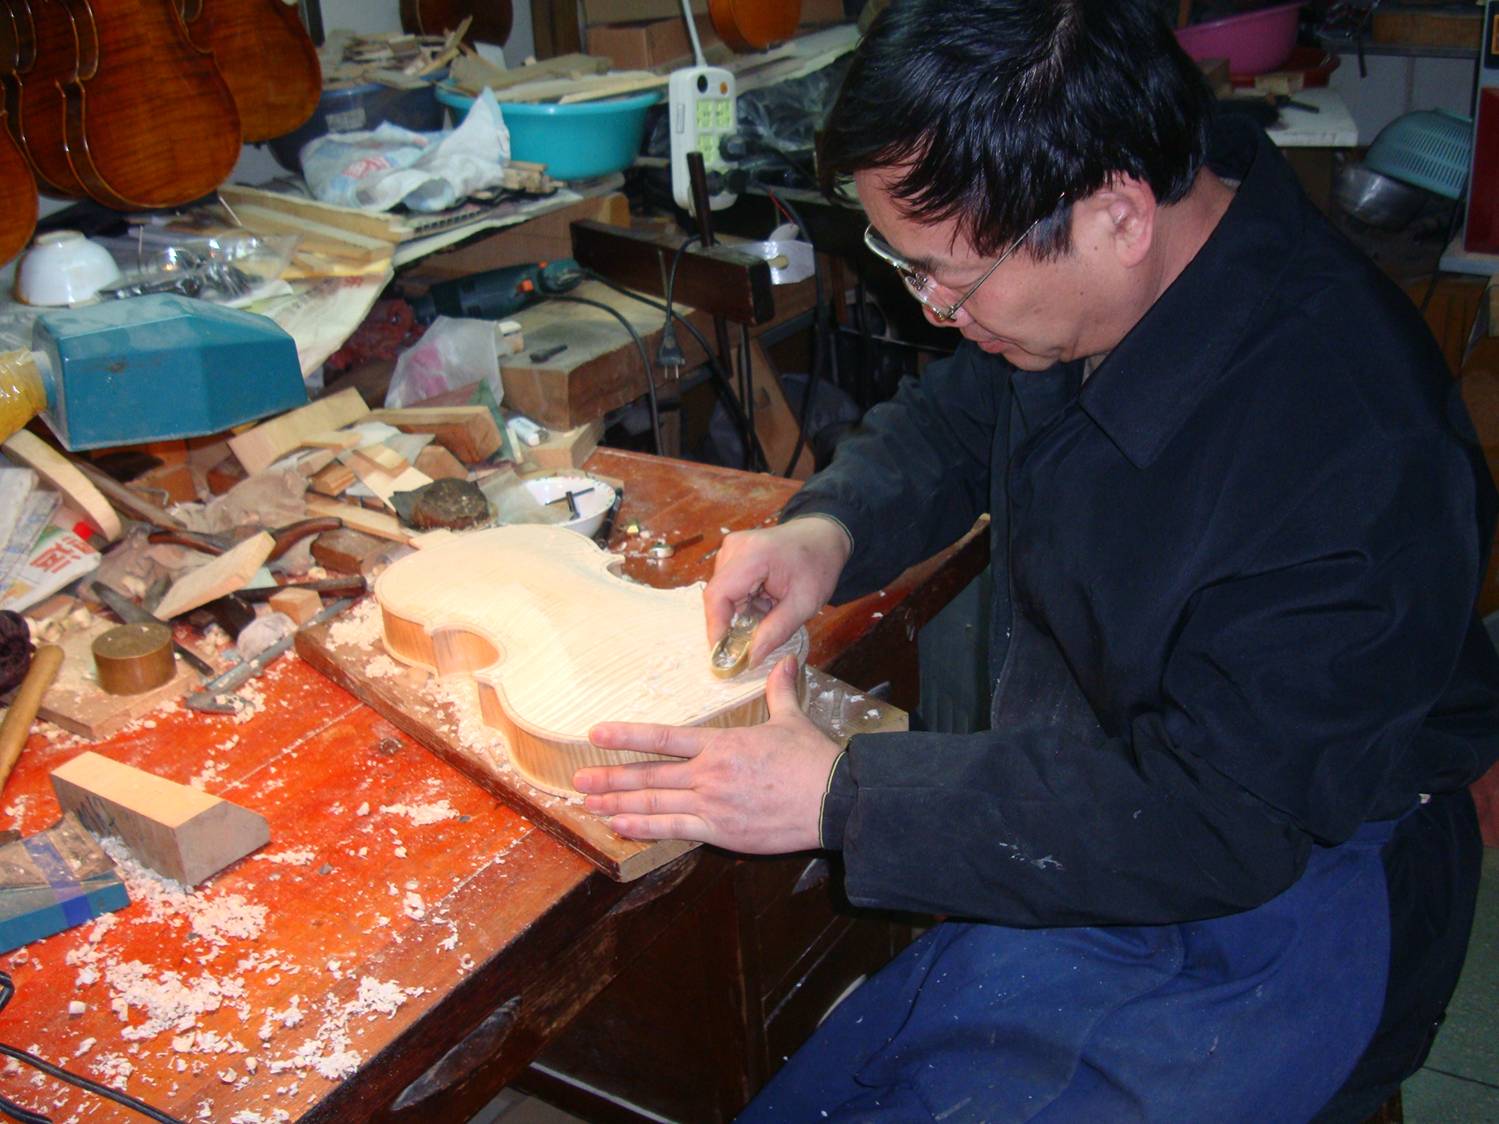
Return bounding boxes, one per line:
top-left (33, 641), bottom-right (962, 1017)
top-left (669, 65), bottom-right (737, 211)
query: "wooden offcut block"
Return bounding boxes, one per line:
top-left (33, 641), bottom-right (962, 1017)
top-left (414, 445), bottom-right (468, 481)
top-left (228, 387), bottom-right (370, 474)
top-left (268, 586), bottom-right (322, 625)
top-left (130, 462), bottom-right (198, 505)
top-left (524, 419), bottom-right (604, 471)
top-left (365, 407), bottom-right (502, 464)
top-left (152, 532), bottom-right (275, 620)
top-left (310, 527), bottom-right (387, 573)
top-left (348, 443), bottom-right (409, 476)
top-left (51, 752), bottom-right (269, 886)
top-left (303, 496), bottom-right (413, 544)
top-left (309, 460), bottom-right (357, 497)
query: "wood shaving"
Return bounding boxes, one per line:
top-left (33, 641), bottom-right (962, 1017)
top-left (377, 800), bottom-right (458, 826)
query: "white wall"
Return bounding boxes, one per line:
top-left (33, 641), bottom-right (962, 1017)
top-left (1330, 51), bottom-right (1480, 143)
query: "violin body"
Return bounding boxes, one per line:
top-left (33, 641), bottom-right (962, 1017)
top-left (0, 2), bottom-right (36, 263)
top-left (375, 524), bottom-right (807, 796)
top-left (179, 0), bottom-right (319, 143)
top-left (3, 0), bottom-right (86, 196)
top-left (58, 0), bottom-right (240, 209)
top-left (708, 0), bottom-right (801, 51)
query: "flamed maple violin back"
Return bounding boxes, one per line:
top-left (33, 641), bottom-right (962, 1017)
top-left (182, 0), bottom-right (320, 143)
top-left (375, 525), bottom-right (808, 796)
top-left (0, 1), bottom-right (38, 262)
top-left (7, 0), bottom-right (86, 197)
top-left (58, 0), bottom-right (240, 209)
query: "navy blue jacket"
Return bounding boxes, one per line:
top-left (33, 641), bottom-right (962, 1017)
top-left (787, 118), bottom-right (1499, 927)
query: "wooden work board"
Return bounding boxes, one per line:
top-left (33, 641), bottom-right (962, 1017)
top-left (498, 278), bottom-right (817, 432)
top-left (296, 611), bottom-right (906, 882)
top-left (37, 619), bottom-right (202, 739)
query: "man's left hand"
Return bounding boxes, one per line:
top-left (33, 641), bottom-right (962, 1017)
top-left (575, 656), bottom-right (841, 854)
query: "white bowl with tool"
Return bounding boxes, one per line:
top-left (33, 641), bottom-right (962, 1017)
top-left (521, 472), bottom-right (618, 538)
top-left (16, 231), bottom-right (122, 306)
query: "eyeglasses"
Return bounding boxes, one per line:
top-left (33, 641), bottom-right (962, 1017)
top-left (863, 209), bottom-right (1050, 323)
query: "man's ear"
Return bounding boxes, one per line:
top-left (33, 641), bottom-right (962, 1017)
top-left (1088, 176), bottom-right (1157, 269)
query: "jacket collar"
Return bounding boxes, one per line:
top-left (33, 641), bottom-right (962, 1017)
top-left (1077, 116), bottom-right (1308, 468)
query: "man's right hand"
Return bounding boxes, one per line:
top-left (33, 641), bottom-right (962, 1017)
top-left (704, 516), bottom-right (853, 668)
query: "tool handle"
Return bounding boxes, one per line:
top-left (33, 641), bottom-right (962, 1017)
top-left (267, 516), bottom-right (342, 560)
top-left (233, 575), bottom-right (367, 602)
top-left (148, 529), bottom-right (227, 555)
top-left (0, 644), bottom-right (63, 791)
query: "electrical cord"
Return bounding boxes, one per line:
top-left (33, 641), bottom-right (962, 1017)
top-left (738, 323), bottom-right (756, 470)
top-left (543, 294), bottom-right (663, 456)
top-left (661, 234), bottom-right (701, 366)
top-left (662, 228), bottom-right (764, 471)
top-left (0, 1092), bottom-right (50, 1124)
top-left (0, 972), bottom-right (184, 1124)
top-left (762, 186), bottom-right (829, 476)
top-left (579, 267), bottom-right (772, 472)
top-left (1416, 193), bottom-right (1469, 320)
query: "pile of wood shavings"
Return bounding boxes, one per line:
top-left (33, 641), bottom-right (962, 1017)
top-left (98, 839), bottom-right (268, 951)
top-left (261, 976), bottom-right (425, 1082)
top-left (59, 830), bottom-right (431, 1100)
top-left (377, 799), bottom-right (458, 826)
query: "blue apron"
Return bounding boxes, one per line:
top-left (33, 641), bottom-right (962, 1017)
top-left (740, 606), bottom-right (1394, 1122)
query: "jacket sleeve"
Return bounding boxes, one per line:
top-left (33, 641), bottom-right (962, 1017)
top-left (820, 433), bottom-right (1499, 927)
top-left (781, 344), bottom-right (1003, 603)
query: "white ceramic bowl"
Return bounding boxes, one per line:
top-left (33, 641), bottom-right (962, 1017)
top-left (522, 472), bottom-right (617, 538)
top-left (16, 231), bottom-right (122, 305)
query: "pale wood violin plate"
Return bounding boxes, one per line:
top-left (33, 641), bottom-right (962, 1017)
top-left (374, 524), bottom-right (808, 797)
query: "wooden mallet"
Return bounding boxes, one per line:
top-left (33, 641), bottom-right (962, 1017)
top-left (0, 612), bottom-right (63, 793)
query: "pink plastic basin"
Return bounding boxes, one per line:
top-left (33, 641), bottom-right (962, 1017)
top-left (1174, 2), bottom-right (1303, 77)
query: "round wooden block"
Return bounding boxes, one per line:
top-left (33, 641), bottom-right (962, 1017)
top-left (92, 623), bottom-right (174, 696)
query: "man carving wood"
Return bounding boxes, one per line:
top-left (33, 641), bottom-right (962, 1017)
top-left (575, 1), bottom-right (1499, 1118)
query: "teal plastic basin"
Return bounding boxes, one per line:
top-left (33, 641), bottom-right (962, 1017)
top-left (435, 85), bottom-right (658, 181)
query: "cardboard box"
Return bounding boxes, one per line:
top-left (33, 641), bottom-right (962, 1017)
top-left (587, 17), bottom-right (720, 69)
top-left (799, 0), bottom-right (848, 25)
top-left (583, 0), bottom-right (707, 25)
top-left (1371, 9), bottom-right (1483, 50)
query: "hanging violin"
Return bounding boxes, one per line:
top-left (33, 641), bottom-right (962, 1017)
top-left (0, 2), bottom-right (36, 264)
top-left (3, 0), bottom-right (87, 197)
top-left (56, 0), bottom-right (241, 209)
top-left (178, 0), bottom-right (320, 143)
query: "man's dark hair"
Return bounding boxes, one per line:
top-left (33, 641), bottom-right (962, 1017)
top-left (820, 0), bottom-right (1214, 258)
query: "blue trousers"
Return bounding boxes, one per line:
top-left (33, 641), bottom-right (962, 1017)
top-left (739, 819), bottom-right (1396, 1123)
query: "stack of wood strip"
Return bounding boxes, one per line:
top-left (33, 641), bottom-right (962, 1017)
top-left (448, 51), bottom-right (667, 105)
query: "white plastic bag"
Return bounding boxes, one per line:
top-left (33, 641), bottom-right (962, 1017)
top-left (301, 89), bottom-right (511, 213)
top-left (386, 317), bottom-right (506, 408)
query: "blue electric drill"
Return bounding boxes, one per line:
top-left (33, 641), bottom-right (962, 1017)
top-left (411, 259), bottom-right (585, 322)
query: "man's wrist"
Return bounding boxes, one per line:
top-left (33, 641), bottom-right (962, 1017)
top-left (819, 748), bottom-right (856, 850)
top-left (786, 512), bottom-right (855, 565)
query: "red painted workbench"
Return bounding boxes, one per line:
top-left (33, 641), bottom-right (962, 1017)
top-left (0, 449), bottom-right (987, 1123)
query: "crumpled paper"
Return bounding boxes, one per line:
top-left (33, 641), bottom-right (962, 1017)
top-left (300, 89), bottom-right (511, 213)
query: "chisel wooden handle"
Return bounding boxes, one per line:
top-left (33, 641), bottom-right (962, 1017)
top-left (0, 644), bottom-right (63, 792)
